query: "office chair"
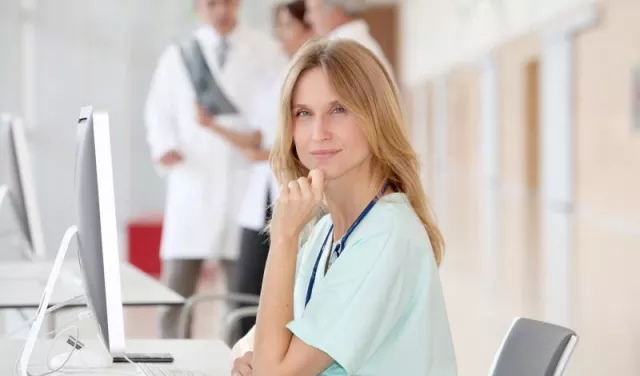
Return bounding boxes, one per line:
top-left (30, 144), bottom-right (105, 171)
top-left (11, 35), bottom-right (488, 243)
top-left (221, 305), bottom-right (259, 341)
top-left (488, 317), bottom-right (578, 376)
top-left (176, 235), bottom-right (317, 340)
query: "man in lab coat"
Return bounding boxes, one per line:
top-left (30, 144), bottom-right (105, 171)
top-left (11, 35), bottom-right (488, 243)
top-left (144, 0), bottom-right (286, 339)
top-left (304, 0), bottom-right (393, 75)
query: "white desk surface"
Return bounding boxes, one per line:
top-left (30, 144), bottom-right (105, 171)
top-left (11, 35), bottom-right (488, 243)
top-left (0, 261), bottom-right (184, 309)
top-left (0, 339), bottom-right (232, 375)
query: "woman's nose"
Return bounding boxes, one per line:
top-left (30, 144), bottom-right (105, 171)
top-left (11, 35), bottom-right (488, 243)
top-left (311, 115), bottom-right (330, 141)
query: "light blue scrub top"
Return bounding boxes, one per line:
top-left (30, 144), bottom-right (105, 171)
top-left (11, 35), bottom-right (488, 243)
top-left (286, 193), bottom-right (458, 375)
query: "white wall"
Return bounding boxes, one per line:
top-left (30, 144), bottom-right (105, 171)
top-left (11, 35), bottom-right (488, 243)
top-left (478, 54), bottom-right (500, 185)
top-left (0, 1), bottom-right (21, 115)
top-left (0, 0), bottom-right (22, 259)
top-left (400, 0), bottom-right (593, 85)
top-left (539, 3), bottom-right (598, 210)
top-left (0, 0), bottom-right (276, 258)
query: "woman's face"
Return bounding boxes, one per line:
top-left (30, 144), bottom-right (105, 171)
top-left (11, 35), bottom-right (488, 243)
top-left (292, 67), bottom-right (372, 181)
top-left (275, 7), bottom-right (312, 56)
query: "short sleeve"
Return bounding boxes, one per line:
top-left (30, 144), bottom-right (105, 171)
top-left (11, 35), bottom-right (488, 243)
top-left (286, 227), bottom-right (419, 374)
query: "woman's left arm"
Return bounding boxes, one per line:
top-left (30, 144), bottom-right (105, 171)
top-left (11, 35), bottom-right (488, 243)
top-left (196, 104), bottom-right (262, 149)
top-left (240, 147), bottom-right (270, 162)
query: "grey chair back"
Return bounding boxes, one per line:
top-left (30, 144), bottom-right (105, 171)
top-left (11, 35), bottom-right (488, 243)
top-left (489, 317), bottom-right (578, 376)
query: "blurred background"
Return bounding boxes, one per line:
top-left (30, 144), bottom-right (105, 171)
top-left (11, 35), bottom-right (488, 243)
top-left (1, 0), bottom-right (639, 375)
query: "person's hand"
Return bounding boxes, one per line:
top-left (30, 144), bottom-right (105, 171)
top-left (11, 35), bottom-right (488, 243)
top-left (231, 351), bottom-right (253, 376)
top-left (271, 169), bottom-right (325, 241)
top-left (248, 130), bottom-right (262, 148)
top-left (196, 103), bottom-right (215, 128)
top-left (158, 150), bottom-right (183, 167)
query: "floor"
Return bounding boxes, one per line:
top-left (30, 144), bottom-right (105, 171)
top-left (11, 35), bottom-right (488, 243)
top-left (5, 173), bottom-right (640, 375)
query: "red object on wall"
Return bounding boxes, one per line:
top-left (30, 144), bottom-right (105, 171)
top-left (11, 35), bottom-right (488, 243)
top-left (127, 213), bottom-right (164, 278)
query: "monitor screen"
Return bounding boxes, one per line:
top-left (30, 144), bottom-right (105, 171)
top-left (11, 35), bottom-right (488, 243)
top-left (74, 107), bottom-right (125, 356)
top-left (2, 115), bottom-right (45, 258)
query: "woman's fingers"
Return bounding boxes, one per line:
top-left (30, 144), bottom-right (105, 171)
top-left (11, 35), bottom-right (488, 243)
top-left (272, 174), bottom-right (324, 239)
top-left (308, 169), bottom-right (325, 200)
top-left (232, 363), bottom-right (253, 376)
top-left (232, 352), bottom-right (253, 376)
top-left (280, 172), bottom-right (323, 202)
top-left (287, 180), bottom-right (301, 200)
top-left (297, 177), bottom-right (312, 199)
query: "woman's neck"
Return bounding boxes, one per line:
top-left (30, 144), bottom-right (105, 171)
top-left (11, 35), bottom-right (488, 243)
top-left (324, 170), bottom-right (383, 241)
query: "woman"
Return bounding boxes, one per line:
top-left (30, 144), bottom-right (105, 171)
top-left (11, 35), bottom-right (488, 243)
top-left (202, 0), bottom-right (314, 345)
top-left (231, 39), bottom-right (458, 375)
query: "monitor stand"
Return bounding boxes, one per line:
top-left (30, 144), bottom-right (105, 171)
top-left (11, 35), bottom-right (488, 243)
top-left (49, 336), bottom-right (112, 370)
top-left (17, 225), bottom-right (111, 375)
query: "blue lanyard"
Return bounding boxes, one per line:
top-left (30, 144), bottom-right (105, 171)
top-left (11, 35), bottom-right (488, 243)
top-left (304, 183), bottom-right (388, 308)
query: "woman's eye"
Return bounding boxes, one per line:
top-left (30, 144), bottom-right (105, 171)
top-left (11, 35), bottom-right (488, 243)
top-left (295, 110), bottom-right (310, 117)
top-left (331, 106), bottom-right (346, 114)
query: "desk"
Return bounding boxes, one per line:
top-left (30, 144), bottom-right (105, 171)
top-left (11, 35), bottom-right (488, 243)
top-left (0, 339), bottom-right (232, 375)
top-left (0, 261), bottom-right (184, 309)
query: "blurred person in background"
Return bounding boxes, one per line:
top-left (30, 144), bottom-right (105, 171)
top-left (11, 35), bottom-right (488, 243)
top-left (207, 0), bottom-right (314, 345)
top-left (304, 0), bottom-right (392, 74)
top-left (144, 0), bottom-right (285, 339)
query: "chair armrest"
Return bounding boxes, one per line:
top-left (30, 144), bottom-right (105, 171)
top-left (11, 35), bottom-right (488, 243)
top-left (178, 292), bottom-right (260, 338)
top-left (220, 306), bottom-right (259, 341)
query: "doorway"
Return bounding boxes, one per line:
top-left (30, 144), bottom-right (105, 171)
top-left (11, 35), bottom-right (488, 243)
top-left (525, 59), bottom-right (540, 193)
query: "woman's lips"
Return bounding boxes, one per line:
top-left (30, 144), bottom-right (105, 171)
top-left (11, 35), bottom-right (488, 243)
top-left (310, 149), bottom-right (340, 160)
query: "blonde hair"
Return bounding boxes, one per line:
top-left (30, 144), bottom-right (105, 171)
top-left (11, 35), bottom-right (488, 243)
top-left (270, 38), bottom-right (445, 265)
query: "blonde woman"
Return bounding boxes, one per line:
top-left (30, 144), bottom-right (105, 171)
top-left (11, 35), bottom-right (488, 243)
top-left (231, 39), bottom-right (457, 376)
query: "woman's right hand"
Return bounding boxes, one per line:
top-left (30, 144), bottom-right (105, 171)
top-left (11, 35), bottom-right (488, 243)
top-left (270, 169), bottom-right (325, 242)
top-left (232, 351), bottom-right (254, 376)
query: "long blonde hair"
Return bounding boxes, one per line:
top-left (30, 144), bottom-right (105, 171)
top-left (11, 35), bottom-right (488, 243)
top-left (270, 38), bottom-right (445, 265)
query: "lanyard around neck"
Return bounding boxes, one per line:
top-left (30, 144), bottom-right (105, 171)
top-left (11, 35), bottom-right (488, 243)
top-left (304, 183), bottom-right (389, 308)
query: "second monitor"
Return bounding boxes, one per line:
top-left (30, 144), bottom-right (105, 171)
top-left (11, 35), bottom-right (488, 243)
top-left (0, 114), bottom-right (46, 258)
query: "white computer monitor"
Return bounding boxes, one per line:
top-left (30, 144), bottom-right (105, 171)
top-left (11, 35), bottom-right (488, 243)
top-left (18, 107), bottom-right (126, 374)
top-left (73, 106), bottom-right (126, 357)
top-left (1, 114), bottom-right (46, 258)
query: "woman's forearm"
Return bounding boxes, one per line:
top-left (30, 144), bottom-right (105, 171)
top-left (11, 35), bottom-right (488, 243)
top-left (211, 123), bottom-right (261, 149)
top-left (253, 235), bottom-right (299, 374)
top-left (253, 148), bottom-right (270, 162)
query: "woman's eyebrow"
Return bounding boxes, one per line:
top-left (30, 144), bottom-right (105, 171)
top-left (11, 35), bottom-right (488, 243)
top-left (291, 99), bottom-right (341, 110)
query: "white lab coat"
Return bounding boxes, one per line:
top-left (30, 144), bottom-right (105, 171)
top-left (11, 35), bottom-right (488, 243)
top-left (237, 67), bottom-right (285, 231)
top-left (327, 19), bottom-right (393, 76)
top-left (144, 25), bottom-right (285, 260)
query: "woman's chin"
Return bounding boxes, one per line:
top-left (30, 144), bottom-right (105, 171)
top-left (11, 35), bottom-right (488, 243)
top-left (315, 167), bottom-right (347, 182)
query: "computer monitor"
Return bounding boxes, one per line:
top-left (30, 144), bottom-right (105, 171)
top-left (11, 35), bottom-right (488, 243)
top-left (17, 107), bottom-right (126, 374)
top-left (74, 106), bottom-right (126, 357)
top-left (1, 114), bottom-right (46, 258)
